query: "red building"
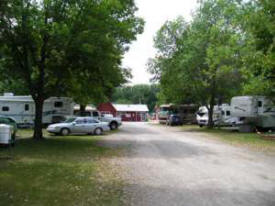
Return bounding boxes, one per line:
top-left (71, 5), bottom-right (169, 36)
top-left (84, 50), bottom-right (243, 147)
top-left (97, 103), bottom-right (149, 122)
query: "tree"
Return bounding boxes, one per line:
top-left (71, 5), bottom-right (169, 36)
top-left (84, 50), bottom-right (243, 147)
top-left (240, 0), bottom-right (275, 98)
top-left (112, 84), bottom-right (159, 112)
top-left (0, 0), bottom-right (143, 139)
top-left (148, 0), bottom-right (243, 127)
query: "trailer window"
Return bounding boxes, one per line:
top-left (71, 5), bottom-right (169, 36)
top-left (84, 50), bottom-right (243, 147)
top-left (2, 106), bottom-right (9, 112)
top-left (226, 111), bottom-right (231, 116)
top-left (258, 101), bottom-right (262, 107)
top-left (54, 101), bottom-right (63, 108)
top-left (25, 104), bottom-right (29, 111)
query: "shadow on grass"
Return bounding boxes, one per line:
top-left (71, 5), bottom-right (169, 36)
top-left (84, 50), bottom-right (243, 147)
top-left (0, 131), bottom-right (121, 164)
top-left (0, 131), bottom-right (124, 206)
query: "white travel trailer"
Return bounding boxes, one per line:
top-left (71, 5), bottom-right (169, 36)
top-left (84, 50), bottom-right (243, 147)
top-left (196, 105), bottom-right (221, 127)
top-left (231, 96), bottom-right (275, 130)
top-left (220, 104), bottom-right (243, 126)
top-left (196, 104), bottom-right (242, 127)
top-left (0, 93), bottom-right (74, 126)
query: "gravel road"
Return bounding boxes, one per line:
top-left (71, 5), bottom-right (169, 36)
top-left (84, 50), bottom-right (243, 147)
top-left (101, 122), bottom-right (275, 206)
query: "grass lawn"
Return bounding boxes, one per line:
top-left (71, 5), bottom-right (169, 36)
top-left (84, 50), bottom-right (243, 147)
top-left (181, 125), bottom-right (275, 154)
top-left (0, 130), bottom-right (124, 206)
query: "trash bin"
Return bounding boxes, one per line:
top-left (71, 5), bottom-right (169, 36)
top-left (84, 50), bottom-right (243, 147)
top-left (0, 124), bottom-right (13, 145)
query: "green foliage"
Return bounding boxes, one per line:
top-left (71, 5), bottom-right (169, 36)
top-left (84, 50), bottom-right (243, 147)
top-left (240, 0), bottom-right (275, 97)
top-left (112, 84), bottom-right (159, 111)
top-left (0, 0), bottom-right (143, 101)
top-left (148, 0), bottom-right (275, 126)
top-left (0, 0), bottom-right (143, 138)
top-left (148, 0), bottom-right (243, 127)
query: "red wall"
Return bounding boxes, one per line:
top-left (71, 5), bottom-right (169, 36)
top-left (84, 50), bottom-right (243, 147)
top-left (97, 102), bottom-right (117, 117)
top-left (121, 112), bottom-right (142, 122)
top-left (98, 103), bottom-right (146, 122)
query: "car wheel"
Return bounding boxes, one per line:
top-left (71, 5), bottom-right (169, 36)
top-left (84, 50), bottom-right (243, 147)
top-left (94, 128), bottom-right (103, 135)
top-left (110, 122), bottom-right (118, 130)
top-left (60, 128), bottom-right (70, 136)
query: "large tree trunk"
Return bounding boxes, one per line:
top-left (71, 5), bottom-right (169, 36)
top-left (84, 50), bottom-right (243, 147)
top-left (207, 74), bottom-right (217, 128)
top-left (33, 98), bottom-right (44, 140)
top-left (207, 91), bottom-right (216, 128)
top-left (208, 102), bottom-right (215, 128)
top-left (80, 104), bottom-right (86, 116)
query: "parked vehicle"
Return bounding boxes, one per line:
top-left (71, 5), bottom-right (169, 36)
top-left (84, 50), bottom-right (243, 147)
top-left (100, 114), bottom-right (122, 130)
top-left (218, 104), bottom-right (243, 126)
top-left (166, 114), bottom-right (183, 126)
top-left (47, 117), bottom-right (110, 136)
top-left (231, 96), bottom-right (275, 131)
top-left (73, 106), bottom-right (122, 130)
top-left (0, 115), bottom-right (17, 144)
top-left (197, 106), bottom-right (218, 127)
top-left (73, 104), bottom-right (96, 116)
top-left (158, 104), bottom-right (197, 125)
top-left (0, 93), bottom-right (74, 126)
top-left (196, 104), bottom-right (243, 127)
top-left (158, 104), bottom-right (172, 124)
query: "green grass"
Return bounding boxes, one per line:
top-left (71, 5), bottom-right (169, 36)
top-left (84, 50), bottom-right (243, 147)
top-left (181, 125), bottom-right (275, 153)
top-left (0, 130), bottom-right (124, 206)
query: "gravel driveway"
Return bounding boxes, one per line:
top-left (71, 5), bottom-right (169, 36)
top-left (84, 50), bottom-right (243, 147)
top-left (101, 122), bottom-right (275, 206)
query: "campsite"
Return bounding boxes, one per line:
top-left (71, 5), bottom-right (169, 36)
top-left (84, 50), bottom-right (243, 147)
top-left (0, 0), bottom-right (274, 205)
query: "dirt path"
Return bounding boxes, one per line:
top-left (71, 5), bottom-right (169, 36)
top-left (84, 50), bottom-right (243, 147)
top-left (101, 122), bottom-right (275, 206)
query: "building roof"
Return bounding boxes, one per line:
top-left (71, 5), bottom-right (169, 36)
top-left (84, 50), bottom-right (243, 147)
top-left (113, 104), bottom-right (149, 112)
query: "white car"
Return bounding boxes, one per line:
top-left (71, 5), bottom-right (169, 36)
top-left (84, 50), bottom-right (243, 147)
top-left (47, 117), bottom-right (110, 136)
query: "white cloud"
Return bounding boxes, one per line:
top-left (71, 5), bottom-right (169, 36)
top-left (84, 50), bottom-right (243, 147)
top-left (123, 0), bottom-right (198, 85)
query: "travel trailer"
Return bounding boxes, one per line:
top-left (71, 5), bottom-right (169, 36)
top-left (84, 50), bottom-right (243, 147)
top-left (231, 96), bottom-right (275, 130)
top-left (196, 105), bottom-right (221, 127)
top-left (0, 93), bottom-right (74, 126)
top-left (157, 104), bottom-right (172, 124)
top-left (158, 104), bottom-right (197, 124)
top-left (196, 104), bottom-right (243, 127)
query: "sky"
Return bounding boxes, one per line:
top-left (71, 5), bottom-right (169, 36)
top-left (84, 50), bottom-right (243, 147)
top-left (122, 0), bottom-right (199, 85)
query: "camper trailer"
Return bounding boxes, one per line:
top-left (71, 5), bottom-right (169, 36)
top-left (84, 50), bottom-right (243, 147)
top-left (231, 96), bottom-right (275, 130)
top-left (0, 93), bottom-right (74, 126)
top-left (158, 104), bottom-right (173, 124)
top-left (196, 104), bottom-right (242, 127)
top-left (158, 104), bottom-right (197, 125)
top-left (196, 105), bottom-right (221, 127)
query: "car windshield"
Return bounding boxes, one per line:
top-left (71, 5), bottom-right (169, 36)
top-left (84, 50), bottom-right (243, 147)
top-left (64, 118), bottom-right (76, 123)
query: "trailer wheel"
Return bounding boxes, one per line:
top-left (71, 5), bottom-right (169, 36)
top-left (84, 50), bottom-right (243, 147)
top-left (199, 125), bottom-right (203, 128)
top-left (60, 128), bottom-right (70, 136)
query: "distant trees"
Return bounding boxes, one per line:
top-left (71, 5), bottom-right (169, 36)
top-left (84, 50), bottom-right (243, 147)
top-left (148, 0), bottom-right (275, 127)
top-left (0, 0), bottom-right (143, 139)
top-left (112, 84), bottom-right (159, 111)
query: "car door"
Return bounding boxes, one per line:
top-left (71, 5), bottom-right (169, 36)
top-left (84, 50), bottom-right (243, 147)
top-left (72, 119), bottom-right (86, 133)
top-left (82, 118), bottom-right (93, 133)
top-left (86, 119), bottom-right (99, 133)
